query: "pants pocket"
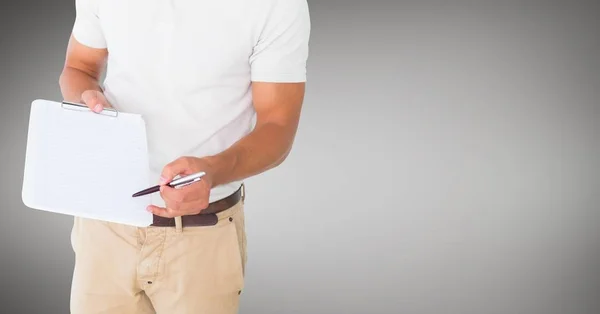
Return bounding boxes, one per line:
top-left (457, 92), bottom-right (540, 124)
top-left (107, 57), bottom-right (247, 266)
top-left (170, 210), bottom-right (246, 295)
top-left (220, 217), bottom-right (246, 292)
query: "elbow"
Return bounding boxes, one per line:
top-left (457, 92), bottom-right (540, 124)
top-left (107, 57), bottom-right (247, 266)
top-left (273, 128), bottom-right (300, 167)
top-left (58, 67), bottom-right (73, 96)
top-left (58, 72), bottom-right (67, 93)
top-left (272, 143), bottom-right (294, 168)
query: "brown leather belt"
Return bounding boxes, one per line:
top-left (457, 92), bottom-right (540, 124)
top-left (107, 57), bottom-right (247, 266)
top-left (151, 185), bottom-right (242, 227)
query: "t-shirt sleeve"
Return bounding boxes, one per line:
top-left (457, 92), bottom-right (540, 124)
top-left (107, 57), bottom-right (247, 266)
top-left (249, 0), bottom-right (311, 83)
top-left (71, 0), bottom-right (107, 49)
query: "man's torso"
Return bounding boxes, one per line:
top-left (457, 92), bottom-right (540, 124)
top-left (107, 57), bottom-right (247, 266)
top-left (95, 0), bottom-right (270, 204)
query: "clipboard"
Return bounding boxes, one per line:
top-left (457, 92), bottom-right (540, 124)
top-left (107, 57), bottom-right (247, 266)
top-left (21, 99), bottom-right (154, 227)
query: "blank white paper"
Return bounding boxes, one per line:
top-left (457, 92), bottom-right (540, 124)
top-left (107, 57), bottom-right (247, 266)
top-left (22, 99), bottom-right (154, 227)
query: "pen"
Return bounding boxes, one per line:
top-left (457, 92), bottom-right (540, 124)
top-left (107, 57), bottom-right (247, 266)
top-left (131, 171), bottom-right (206, 197)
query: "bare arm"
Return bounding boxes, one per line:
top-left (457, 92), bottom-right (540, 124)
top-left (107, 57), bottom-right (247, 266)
top-left (158, 82), bottom-right (305, 186)
top-left (148, 0), bottom-right (309, 217)
top-left (59, 35), bottom-right (109, 108)
top-left (204, 82), bottom-right (305, 186)
top-left (151, 82), bottom-right (305, 216)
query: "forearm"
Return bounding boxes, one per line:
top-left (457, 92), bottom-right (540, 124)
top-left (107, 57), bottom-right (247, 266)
top-left (59, 67), bottom-right (103, 102)
top-left (205, 122), bottom-right (297, 187)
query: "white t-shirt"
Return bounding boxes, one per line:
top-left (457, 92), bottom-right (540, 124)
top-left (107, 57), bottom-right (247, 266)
top-left (71, 0), bottom-right (310, 205)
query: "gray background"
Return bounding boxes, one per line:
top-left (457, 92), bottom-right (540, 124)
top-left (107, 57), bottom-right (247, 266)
top-left (1, 0), bottom-right (599, 313)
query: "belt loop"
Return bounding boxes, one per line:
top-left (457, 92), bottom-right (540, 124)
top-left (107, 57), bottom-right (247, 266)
top-left (175, 216), bottom-right (183, 233)
top-left (241, 183), bottom-right (245, 203)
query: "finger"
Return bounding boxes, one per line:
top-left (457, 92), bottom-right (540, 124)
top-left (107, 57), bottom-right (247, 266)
top-left (161, 200), bottom-right (207, 216)
top-left (172, 198), bottom-right (209, 214)
top-left (160, 157), bottom-right (193, 185)
top-left (146, 205), bottom-right (179, 218)
top-left (160, 186), bottom-right (185, 210)
top-left (160, 185), bottom-right (183, 201)
top-left (160, 184), bottom-right (205, 203)
top-left (81, 90), bottom-right (107, 113)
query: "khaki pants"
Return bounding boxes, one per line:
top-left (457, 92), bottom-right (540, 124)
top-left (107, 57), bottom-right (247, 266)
top-left (69, 197), bottom-right (247, 314)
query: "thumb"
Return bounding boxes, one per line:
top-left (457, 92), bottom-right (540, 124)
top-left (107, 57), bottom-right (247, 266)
top-left (81, 90), bottom-right (109, 113)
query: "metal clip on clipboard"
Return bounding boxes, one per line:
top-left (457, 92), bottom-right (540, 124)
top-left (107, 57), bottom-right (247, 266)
top-left (61, 101), bottom-right (119, 117)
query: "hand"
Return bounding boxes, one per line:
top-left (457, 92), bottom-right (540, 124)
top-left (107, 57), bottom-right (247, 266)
top-left (81, 90), bottom-right (112, 113)
top-left (146, 157), bottom-right (215, 218)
